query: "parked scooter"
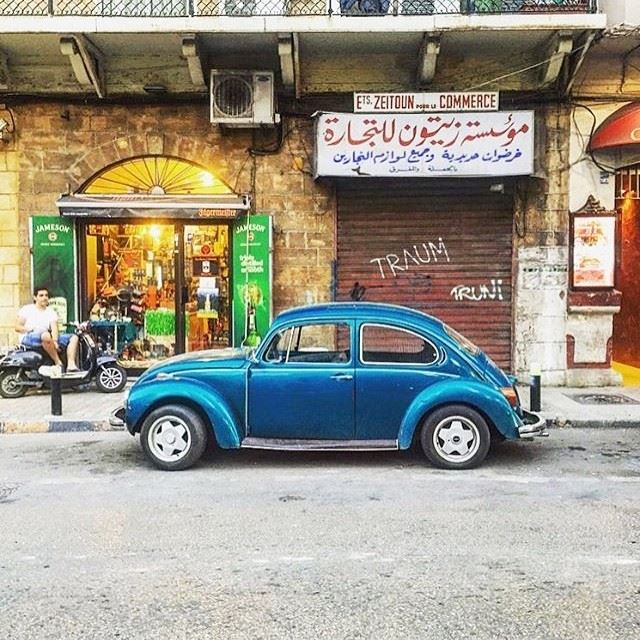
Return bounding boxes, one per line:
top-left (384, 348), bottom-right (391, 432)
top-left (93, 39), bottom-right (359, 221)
top-left (0, 321), bottom-right (127, 398)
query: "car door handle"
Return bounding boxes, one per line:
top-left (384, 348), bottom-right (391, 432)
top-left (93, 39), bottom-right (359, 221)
top-left (330, 373), bottom-right (353, 381)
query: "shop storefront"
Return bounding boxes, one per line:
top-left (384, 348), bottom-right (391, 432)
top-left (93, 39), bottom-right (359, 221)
top-left (568, 101), bottom-right (640, 384)
top-left (48, 155), bottom-right (271, 369)
top-left (316, 106), bottom-right (535, 372)
top-left (335, 179), bottom-right (515, 370)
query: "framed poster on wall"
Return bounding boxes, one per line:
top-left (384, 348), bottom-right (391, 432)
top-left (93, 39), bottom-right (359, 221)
top-left (570, 210), bottom-right (617, 290)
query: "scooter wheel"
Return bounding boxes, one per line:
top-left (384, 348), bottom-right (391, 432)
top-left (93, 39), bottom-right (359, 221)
top-left (0, 369), bottom-right (28, 398)
top-left (95, 364), bottom-right (127, 393)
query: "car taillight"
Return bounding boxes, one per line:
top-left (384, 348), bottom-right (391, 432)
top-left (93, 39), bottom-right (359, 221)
top-left (501, 386), bottom-right (519, 407)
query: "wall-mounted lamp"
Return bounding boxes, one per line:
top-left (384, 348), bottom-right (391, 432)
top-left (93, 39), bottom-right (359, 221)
top-left (489, 182), bottom-right (505, 194)
top-left (0, 111), bottom-right (15, 142)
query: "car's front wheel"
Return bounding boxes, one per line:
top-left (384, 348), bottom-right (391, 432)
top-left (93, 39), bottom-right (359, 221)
top-left (140, 405), bottom-right (208, 471)
top-left (420, 405), bottom-right (490, 470)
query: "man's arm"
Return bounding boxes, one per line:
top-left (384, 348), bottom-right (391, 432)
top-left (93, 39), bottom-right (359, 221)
top-left (49, 312), bottom-right (60, 342)
top-left (15, 312), bottom-right (26, 334)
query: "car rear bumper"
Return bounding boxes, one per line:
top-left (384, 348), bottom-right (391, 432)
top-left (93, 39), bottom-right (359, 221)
top-left (518, 409), bottom-right (548, 439)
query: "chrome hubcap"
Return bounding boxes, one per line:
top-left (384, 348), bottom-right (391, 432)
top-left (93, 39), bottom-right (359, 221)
top-left (432, 415), bottom-right (480, 464)
top-left (148, 416), bottom-right (191, 462)
top-left (2, 374), bottom-right (19, 393)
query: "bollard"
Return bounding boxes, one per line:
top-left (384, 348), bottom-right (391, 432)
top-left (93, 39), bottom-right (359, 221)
top-left (529, 361), bottom-right (541, 412)
top-left (50, 375), bottom-right (62, 416)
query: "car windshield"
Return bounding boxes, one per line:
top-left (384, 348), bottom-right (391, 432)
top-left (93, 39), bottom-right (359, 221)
top-left (443, 323), bottom-right (480, 356)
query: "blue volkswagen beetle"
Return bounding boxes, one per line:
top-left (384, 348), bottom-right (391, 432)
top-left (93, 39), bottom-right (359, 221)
top-left (112, 302), bottom-right (546, 471)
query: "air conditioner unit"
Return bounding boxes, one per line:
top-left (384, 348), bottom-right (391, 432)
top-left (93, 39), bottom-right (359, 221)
top-left (210, 70), bottom-right (279, 127)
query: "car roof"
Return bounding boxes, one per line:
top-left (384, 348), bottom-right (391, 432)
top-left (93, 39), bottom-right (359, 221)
top-left (272, 302), bottom-right (445, 332)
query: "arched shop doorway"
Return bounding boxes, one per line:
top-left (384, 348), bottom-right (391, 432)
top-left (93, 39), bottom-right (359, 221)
top-left (613, 166), bottom-right (640, 381)
top-left (57, 155), bottom-right (252, 369)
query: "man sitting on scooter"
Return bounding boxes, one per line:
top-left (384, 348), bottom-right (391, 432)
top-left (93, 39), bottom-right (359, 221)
top-left (15, 285), bottom-right (80, 376)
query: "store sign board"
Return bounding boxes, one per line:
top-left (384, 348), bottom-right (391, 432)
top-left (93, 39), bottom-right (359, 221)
top-left (231, 215), bottom-right (272, 348)
top-left (354, 92), bottom-right (499, 113)
top-left (315, 111), bottom-right (534, 178)
top-left (30, 215), bottom-right (77, 325)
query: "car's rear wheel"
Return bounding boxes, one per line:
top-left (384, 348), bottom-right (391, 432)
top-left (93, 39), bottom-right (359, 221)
top-left (140, 405), bottom-right (208, 471)
top-left (420, 405), bottom-right (490, 470)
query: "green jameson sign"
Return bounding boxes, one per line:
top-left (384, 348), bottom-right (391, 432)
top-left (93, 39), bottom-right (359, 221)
top-left (232, 215), bottom-right (272, 348)
top-left (30, 216), bottom-right (77, 326)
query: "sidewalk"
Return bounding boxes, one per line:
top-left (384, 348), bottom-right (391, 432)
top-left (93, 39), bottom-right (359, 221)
top-left (0, 382), bottom-right (131, 433)
top-left (1, 382), bottom-right (640, 433)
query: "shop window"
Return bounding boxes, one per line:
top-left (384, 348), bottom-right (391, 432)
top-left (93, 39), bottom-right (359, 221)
top-left (82, 156), bottom-right (234, 196)
top-left (84, 222), bottom-right (231, 366)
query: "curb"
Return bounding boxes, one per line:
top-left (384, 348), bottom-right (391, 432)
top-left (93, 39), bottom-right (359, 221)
top-left (547, 418), bottom-right (640, 429)
top-left (0, 419), bottom-right (123, 434)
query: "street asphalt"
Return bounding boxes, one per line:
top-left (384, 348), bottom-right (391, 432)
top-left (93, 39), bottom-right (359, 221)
top-left (1, 380), bottom-right (639, 433)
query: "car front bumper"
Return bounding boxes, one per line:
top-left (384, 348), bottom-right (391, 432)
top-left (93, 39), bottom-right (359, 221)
top-left (109, 405), bottom-right (134, 435)
top-left (518, 409), bottom-right (548, 439)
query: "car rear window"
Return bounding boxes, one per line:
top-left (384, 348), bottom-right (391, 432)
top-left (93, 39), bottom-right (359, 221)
top-left (443, 323), bottom-right (480, 356)
top-left (360, 324), bottom-right (438, 365)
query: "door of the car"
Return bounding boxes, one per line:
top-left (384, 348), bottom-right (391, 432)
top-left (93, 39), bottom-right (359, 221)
top-left (247, 321), bottom-right (354, 440)
top-left (355, 322), bottom-right (444, 440)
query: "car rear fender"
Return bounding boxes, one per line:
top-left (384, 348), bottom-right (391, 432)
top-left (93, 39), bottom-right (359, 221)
top-left (398, 379), bottom-right (521, 448)
top-left (128, 377), bottom-right (243, 449)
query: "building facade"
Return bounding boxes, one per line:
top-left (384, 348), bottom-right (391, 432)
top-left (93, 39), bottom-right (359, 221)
top-left (2, 0), bottom-right (626, 385)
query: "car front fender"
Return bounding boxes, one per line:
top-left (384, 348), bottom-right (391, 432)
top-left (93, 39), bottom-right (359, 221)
top-left (398, 379), bottom-right (521, 449)
top-left (126, 376), bottom-right (243, 449)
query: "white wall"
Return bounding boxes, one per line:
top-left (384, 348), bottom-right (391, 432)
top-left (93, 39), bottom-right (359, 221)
top-left (569, 102), bottom-right (621, 213)
top-left (599, 0), bottom-right (640, 26)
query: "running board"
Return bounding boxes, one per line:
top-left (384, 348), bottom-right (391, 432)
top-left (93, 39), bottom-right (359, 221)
top-left (241, 438), bottom-right (398, 452)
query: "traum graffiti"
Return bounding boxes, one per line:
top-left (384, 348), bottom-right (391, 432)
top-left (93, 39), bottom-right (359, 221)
top-left (370, 238), bottom-right (450, 279)
top-left (450, 279), bottom-right (504, 302)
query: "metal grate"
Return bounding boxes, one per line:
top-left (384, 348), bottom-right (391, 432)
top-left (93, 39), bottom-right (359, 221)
top-left (567, 393), bottom-right (640, 405)
top-left (0, 0), bottom-right (598, 17)
top-left (212, 75), bottom-right (253, 118)
top-left (616, 167), bottom-right (640, 200)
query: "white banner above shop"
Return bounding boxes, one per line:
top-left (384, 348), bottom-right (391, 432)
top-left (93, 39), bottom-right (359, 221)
top-left (354, 92), bottom-right (499, 113)
top-left (314, 111), bottom-right (535, 179)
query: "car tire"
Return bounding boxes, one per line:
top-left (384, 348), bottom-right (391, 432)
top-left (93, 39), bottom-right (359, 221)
top-left (420, 404), bottom-right (491, 470)
top-left (95, 364), bottom-right (127, 393)
top-left (0, 369), bottom-right (27, 399)
top-left (140, 405), bottom-right (208, 471)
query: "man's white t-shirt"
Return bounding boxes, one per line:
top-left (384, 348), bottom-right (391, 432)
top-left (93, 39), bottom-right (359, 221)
top-left (18, 304), bottom-right (58, 334)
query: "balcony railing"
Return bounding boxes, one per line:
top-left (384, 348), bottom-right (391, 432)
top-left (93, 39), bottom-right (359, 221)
top-left (0, 0), bottom-right (598, 17)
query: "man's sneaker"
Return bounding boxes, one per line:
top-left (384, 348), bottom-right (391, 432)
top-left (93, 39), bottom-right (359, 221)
top-left (38, 365), bottom-right (53, 377)
top-left (49, 365), bottom-right (62, 378)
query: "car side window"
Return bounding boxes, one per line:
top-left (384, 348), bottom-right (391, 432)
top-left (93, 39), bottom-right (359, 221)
top-left (360, 324), bottom-right (438, 365)
top-left (263, 323), bottom-right (351, 364)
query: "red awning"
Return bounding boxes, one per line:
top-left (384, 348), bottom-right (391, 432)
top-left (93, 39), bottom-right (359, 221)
top-left (590, 103), bottom-right (640, 152)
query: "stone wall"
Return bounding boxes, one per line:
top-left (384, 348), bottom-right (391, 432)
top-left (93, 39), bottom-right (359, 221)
top-left (514, 104), bottom-right (571, 385)
top-left (4, 102), bottom-right (333, 339)
top-left (0, 137), bottom-right (19, 350)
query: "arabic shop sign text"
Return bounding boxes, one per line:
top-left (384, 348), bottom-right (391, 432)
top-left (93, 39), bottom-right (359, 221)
top-left (314, 111), bottom-right (534, 178)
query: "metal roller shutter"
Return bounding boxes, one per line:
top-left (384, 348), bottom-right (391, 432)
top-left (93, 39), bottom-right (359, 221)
top-left (336, 179), bottom-right (514, 371)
